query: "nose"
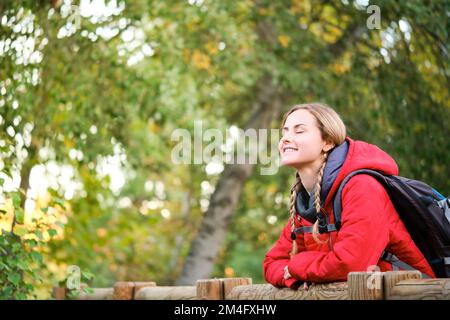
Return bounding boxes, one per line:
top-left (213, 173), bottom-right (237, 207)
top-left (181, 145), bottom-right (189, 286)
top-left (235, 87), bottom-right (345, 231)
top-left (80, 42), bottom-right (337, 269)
top-left (280, 131), bottom-right (293, 144)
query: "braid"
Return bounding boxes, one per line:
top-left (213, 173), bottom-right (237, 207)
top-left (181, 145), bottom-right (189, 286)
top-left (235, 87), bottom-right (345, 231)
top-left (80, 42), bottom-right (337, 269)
top-left (289, 173), bottom-right (302, 257)
top-left (312, 152), bottom-right (329, 244)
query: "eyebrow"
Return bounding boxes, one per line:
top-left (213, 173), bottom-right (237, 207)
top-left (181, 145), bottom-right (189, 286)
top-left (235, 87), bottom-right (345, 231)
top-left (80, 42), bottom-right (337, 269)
top-left (282, 123), bottom-right (308, 130)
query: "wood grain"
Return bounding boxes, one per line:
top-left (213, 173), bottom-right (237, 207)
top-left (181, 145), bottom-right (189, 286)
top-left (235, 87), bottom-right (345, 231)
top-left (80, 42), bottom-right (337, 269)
top-left (196, 279), bottom-right (223, 300)
top-left (113, 282), bottom-right (135, 300)
top-left (134, 286), bottom-right (197, 300)
top-left (221, 278), bottom-right (252, 299)
top-left (387, 278), bottom-right (450, 300)
top-left (383, 271), bottom-right (422, 299)
top-left (227, 282), bottom-right (348, 300)
top-left (348, 272), bottom-right (384, 300)
top-left (75, 288), bottom-right (114, 300)
top-left (133, 281), bottom-right (156, 299)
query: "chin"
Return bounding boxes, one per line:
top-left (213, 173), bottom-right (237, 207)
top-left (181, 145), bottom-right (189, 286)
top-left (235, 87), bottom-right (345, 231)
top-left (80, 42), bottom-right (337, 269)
top-left (280, 159), bottom-right (301, 168)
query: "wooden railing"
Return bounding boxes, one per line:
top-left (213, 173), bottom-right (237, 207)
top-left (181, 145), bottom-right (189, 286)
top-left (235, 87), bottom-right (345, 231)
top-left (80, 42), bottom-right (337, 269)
top-left (52, 271), bottom-right (450, 300)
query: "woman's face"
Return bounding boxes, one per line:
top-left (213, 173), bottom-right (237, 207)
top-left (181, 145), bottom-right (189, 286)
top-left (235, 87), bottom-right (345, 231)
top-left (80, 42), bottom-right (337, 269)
top-left (279, 109), bottom-right (333, 169)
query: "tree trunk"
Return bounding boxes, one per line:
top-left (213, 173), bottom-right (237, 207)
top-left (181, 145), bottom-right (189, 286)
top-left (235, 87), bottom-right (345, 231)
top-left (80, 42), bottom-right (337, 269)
top-left (11, 142), bottom-right (38, 230)
top-left (175, 74), bottom-right (283, 285)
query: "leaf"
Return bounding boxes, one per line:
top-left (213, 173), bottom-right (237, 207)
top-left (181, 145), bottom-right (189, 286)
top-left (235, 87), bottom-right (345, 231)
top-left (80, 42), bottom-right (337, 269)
top-left (54, 198), bottom-right (65, 208)
top-left (30, 251), bottom-right (43, 264)
top-left (24, 239), bottom-right (38, 247)
top-left (2, 286), bottom-right (13, 297)
top-left (11, 192), bottom-right (21, 208)
top-left (15, 208), bottom-right (24, 224)
top-left (278, 35), bottom-right (291, 48)
top-left (47, 229), bottom-right (57, 237)
top-left (7, 272), bottom-right (21, 286)
top-left (81, 271), bottom-right (94, 281)
top-left (35, 230), bottom-right (44, 240)
top-left (83, 287), bottom-right (94, 294)
top-left (16, 260), bottom-right (29, 271)
top-left (16, 293), bottom-right (27, 300)
top-left (13, 226), bottom-right (28, 237)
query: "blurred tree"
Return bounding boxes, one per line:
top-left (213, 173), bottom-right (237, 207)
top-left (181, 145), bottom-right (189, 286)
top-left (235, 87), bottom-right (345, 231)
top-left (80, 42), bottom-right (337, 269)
top-left (0, 0), bottom-right (448, 296)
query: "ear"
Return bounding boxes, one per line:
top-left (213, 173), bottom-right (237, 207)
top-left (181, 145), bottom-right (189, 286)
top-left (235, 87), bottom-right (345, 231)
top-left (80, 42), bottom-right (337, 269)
top-left (323, 140), bottom-right (335, 153)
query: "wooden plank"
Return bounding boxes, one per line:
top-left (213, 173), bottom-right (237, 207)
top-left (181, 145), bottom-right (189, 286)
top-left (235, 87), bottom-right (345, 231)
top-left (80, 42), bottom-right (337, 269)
top-left (222, 278), bottom-right (252, 300)
top-left (387, 278), bottom-right (450, 300)
top-left (113, 282), bottom-right (135, 300)
top-left (75, 288), bottom-right (114, 300)
top-left (52, 287), bottom-right (67, 300)
top-left (134, 286), bottom-right (197, 300)
top-left (227, 282), bottom-right (348, 300)
top-left (383, 271), bottom-right (422, 300)
top-left (227, 284), bottom-right (276, 300)
top-left (348, 272), bottom-right (384, 300)
top-left (196, 279), bottom-right (223, 300)
top-left (53, 283), bottom-right (88, 300)
top-left (113, 281), bottom-right (157, 300)
top-left (133, 282), bottom-right (156, 299)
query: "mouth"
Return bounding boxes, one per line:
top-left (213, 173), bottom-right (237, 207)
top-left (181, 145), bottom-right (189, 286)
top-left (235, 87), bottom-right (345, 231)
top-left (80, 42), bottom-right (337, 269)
top-left (282, 146), bottom-right (298, 154)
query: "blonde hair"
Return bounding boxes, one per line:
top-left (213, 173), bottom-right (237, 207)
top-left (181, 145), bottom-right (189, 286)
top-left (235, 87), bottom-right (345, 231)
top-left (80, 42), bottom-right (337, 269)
top-left (280, 103), bottom-right (346, 256)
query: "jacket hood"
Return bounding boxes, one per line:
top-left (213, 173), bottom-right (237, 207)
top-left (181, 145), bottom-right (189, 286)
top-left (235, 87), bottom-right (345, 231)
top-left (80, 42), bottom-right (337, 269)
top-left (296, 137), bottom-right (398, 221)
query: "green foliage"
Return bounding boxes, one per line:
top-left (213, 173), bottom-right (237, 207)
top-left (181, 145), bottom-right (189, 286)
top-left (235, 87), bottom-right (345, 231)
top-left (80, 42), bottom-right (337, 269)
top-left (56, 269), bottom-right (95, 300)
top-left (0, 164), bottom-right (66, 299)
top-left (0, 0), bottom-right (448, 298)
top-left (0, 194), bottom-right (40, 298)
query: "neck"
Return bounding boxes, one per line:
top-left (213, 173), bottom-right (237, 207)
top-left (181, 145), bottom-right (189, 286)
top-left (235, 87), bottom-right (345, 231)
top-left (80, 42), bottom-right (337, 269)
top-left (295, 158), bottom-right (324, 194)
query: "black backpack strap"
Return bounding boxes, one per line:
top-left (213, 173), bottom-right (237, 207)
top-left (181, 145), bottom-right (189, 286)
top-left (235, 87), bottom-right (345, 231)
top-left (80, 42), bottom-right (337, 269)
top-left (380, 250), bottom-right (431, 279)
top-left (294, 224), bottom-right (337, 235)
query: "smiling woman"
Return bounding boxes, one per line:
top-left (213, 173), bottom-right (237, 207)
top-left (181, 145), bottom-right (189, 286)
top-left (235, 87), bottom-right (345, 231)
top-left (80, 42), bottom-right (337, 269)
top-left (263, 103), bottom-right (437, 290)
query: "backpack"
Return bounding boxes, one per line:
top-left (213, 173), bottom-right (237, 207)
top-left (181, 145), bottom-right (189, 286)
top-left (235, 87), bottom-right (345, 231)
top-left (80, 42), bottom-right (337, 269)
top-left (329, 169), bottom-right (450, 278)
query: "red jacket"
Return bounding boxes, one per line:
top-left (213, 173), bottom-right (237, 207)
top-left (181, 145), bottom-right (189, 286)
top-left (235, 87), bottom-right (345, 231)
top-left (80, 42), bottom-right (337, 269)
top-left (263, 137), bottom-right (436, 288)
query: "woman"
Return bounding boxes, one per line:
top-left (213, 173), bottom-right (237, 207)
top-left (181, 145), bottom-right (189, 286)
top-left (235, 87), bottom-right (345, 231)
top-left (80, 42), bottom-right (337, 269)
top-left (263, 103), bottom-right (435, 289)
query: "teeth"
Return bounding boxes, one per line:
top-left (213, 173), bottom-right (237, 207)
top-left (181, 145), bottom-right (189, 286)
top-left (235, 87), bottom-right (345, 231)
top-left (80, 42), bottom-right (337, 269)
top-left (284, 147), bottom-right (297, 152)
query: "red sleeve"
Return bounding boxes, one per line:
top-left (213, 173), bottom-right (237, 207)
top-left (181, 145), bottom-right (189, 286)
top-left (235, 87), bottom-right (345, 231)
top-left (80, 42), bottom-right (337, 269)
top-left (287, 175), bottom-right (390, 283)
top-left (263, 220), bottom-right (305, 288)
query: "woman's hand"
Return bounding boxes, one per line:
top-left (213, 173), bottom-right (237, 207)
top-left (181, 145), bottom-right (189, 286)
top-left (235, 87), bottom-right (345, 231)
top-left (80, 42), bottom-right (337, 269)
top-left (284, 265), bottom-right (314, 290)
top-left (283, 265), bottom-right (292, 280)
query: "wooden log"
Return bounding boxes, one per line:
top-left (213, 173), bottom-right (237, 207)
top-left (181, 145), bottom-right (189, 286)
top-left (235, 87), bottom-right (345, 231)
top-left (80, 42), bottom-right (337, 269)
top-left (134, 286), bottom-right (197, 300)
top-left (52, 287), bottom-right (67, 300)
top-left (75, 288), bottom-right (114, 300)
top-left (227, 284), bottom-right (277, 300)
top-left (133, 282), bottom-right (156, 299)
top-left (196, 279), bottom-right (223, 300)
top-left (197, 277), bottom-right (253, 300)
top-left (113, 282), bottom-right (134, 300)
top-left (348, 272), bottom-right (384, 300)
top-left (113, 281), bottom-right (157, 300)
top-left (226, 284), bottom-right (282, 300)
top-left (227, 282), bottom-right (348, 300)
top-left (386, 278), bottom-right (450, 300)
top-left (222, 278), bottom-right (252, 299)
top-left (383, 271), bottom-right (422, 300)
top-left (53, 283), bottom-right (88, 300)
